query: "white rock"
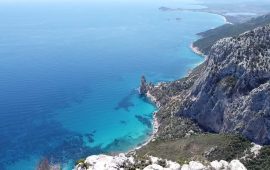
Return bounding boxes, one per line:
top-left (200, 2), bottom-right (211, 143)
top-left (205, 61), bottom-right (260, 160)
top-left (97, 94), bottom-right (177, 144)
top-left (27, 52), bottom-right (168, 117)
top-left (128, 156), bottom-right (135, 164)
top-left (111, 153), bottom-right (128, 165)
top-left (229, 160), bottom-right (247, 170)
top-left (150, 156), bottom-right (160, 164)
top-left (83, 154), bottom-right (130, 170)
top-left (76, 153), bottom-right (246, 170)
top-left (166, 160), bottom-right (181, 170)
top-left (210, 160), bottom-right (229, 170)
top-left (210, 160), bottom-right (223, 170)
top-left (220, 160), bottom-right (229, 167)
top-left (143, 164), bottom-right (164, 170)
top-left (181, 164), bottom-right (189, 170)
top-left (189, 161), bottom-right (205, 170)
top-left (250, 143), bottom-right (262, 156)
top-left (75, 165), bottom-right (85, 170)
top-left (85, 155), bottom-right (115, 170)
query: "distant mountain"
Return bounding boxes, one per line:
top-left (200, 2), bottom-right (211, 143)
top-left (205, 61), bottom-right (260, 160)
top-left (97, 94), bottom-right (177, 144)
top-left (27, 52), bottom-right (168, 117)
top-left (193, 14), bottom-right (270, 55)
top-left (146, 24), bottom-right (270, 144)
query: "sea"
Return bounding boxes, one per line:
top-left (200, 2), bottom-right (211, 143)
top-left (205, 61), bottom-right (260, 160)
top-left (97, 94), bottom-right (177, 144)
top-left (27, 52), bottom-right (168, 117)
top-left (0, 0), bottom-right (224, 169)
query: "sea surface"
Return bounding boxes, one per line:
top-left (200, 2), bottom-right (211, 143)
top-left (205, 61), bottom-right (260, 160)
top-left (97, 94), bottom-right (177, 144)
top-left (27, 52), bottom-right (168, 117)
top-left (0, 0), bottom-right (224, 169)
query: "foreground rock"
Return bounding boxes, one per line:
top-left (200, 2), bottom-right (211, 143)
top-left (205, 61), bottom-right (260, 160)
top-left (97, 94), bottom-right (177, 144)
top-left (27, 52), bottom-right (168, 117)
top-left (146, 24), bottom-right (270, 144)
top-left (75, 154), bottom-right (246, 170)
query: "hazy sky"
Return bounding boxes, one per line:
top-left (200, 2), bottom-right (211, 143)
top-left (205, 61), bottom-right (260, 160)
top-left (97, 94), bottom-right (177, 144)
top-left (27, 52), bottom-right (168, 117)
top-left (0, 0), bottom-right (198, 4)
top-left (0, 0), bottom-right (204, 8)
top-left (0, 0), bottom-right (268, 5)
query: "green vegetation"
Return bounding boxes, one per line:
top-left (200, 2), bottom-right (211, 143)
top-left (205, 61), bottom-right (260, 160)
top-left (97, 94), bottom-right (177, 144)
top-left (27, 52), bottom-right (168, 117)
top-left (223, 76), bottom-right (237, 88)
top-left (75, 158), bottom-right (90, 169)
top-left (75, 159), bottom-right (85, 165)
top-left (206, 135), bottom-right (252, 161)
top-left (218, 76), bottom-right (237, 93)
top-left (244, 146), bottom-right (270, 170)
top-left (137, 134), bottom-right (251, 164)
top-left (193, 14), bottom-right (270, 55)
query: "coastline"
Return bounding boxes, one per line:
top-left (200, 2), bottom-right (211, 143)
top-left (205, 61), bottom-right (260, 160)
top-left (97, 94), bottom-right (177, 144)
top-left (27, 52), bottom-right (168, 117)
top-left (128, 92), bottom-right (160, 153)
top-left (131, 41), bottom-right (208, 153)
top-left (202, 12), bottom-right (233, 25)
top-left (190, 43), bottom-right (207, 58)
top-left (222, 15), bottom-right (233, 25)
top-left (105, 6), bottom-right (229, 158)
top-left (132, 111), bottom-right (159, 152)
top-left (129, 12), bottom-right (227, 154)
top-left (74, 6), bottom-right (270, 170)
top-left (160, 7), bottom-right (234, 25)
top-left (131, 43), bottom-right (208, 154)
top-left (212, 12), bottom-right (233, 25)
top-left (109, 6), bottom-right (229, 159)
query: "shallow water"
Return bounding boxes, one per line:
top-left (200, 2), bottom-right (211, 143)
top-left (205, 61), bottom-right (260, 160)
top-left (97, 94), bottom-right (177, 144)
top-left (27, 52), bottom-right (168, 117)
top-left (0, 0), bottom-right (224, 169)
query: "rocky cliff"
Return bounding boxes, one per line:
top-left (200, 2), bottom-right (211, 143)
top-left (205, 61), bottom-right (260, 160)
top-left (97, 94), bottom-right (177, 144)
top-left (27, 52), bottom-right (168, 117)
top-left (146, 24), bottom-right (270, 144)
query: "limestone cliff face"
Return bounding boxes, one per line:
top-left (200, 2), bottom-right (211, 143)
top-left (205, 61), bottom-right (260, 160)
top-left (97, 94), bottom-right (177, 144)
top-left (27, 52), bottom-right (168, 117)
top-left (147, 25), bottom-right (270, 144)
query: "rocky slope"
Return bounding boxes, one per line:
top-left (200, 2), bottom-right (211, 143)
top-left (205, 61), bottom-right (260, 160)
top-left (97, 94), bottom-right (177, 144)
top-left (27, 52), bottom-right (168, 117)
top-left (145, 24), bottom-right (270, 145)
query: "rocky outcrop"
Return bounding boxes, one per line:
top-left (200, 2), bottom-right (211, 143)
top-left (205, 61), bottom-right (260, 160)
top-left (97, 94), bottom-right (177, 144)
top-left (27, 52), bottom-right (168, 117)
top-left (147, 24), bottom-right (270, 144)
top-left (36, 158), bottom-right (61, 170)
top-left (75, 154), bottom-right (246, 170)
top-left (139, 76), bottom-right (148, 95)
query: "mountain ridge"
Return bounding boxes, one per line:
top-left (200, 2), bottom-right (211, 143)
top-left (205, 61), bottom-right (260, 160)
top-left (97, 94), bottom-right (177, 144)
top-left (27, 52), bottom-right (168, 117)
top-left (193, 13), bottom-right (270, 55)
top-left (145, 24), bottom-right (270, 144)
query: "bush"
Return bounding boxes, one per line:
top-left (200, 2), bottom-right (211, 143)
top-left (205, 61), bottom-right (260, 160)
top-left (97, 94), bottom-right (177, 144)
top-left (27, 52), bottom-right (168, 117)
top-left (244, 146), bottom-right (270, 170)
top-left (206, 135), bottom-right (252, 161)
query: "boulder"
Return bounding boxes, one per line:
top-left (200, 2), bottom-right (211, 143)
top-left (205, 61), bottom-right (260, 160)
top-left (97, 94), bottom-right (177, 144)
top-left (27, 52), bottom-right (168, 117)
top-left (144, 164), bottom-right (164, 170)
top-left (166, 160), bottom-right (181, 170)
top-left (229, 160), bottom-right (247, 170)
top-left (189, 161), bottom-right (206, 170)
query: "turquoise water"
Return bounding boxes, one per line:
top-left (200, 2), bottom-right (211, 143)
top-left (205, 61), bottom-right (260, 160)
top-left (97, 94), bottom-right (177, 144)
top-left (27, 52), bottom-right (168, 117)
top-left (0, 0), bottom-right (224, 169)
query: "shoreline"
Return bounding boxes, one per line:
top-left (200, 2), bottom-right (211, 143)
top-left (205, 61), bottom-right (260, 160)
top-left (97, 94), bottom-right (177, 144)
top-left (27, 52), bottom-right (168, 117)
top-left (131, 42), bottom-right (208, 153)
top-left (120, 5), bottom-right (229, 156)
top-left (125, 6), bottom-right (228, 156)
top-left (128, 92), bottom-right (160, 154)
top-left (201, 11), bottom-right (233, 25)
top-left (130, 43), bottom-right (208, 155)
top-left (209, 12), bottom-right (233, 25)
top-left (128, 12), bottom-right (227, 154)
top-left (159, 7), bottom-right (234, 25)
top-left (222, 15), bottom-right (233, 25)
top-left (190, 43), bottom-right (207, 59)
top-left (131, 111), bottom-right (159, 152)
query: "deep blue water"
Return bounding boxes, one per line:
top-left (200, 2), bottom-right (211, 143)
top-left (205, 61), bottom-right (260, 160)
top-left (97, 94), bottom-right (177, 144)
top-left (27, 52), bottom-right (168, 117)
top-left (0, 0), bottom-right (224, 169)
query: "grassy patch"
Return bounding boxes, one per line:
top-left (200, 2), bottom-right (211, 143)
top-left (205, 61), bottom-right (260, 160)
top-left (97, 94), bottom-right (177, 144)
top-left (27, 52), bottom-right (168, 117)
top-left (136, 133), bottom-right (251, 164)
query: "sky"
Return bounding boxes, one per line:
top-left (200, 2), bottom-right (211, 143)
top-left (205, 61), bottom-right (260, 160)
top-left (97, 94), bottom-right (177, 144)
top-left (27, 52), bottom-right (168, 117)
top-left (0, 0), bottom-right (199, 4)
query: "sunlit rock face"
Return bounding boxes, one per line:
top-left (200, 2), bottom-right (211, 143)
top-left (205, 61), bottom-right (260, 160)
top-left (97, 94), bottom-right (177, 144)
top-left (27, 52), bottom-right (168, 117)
top-left (146, 25), bottom-right (270, 144)
top-left (75, 154), bottom-right (246, 170)
top-left (185, 25), bottom-right (270, 143)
